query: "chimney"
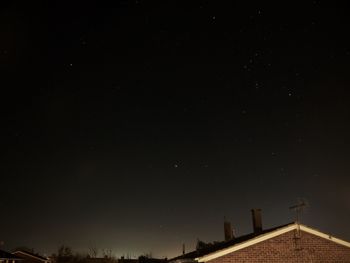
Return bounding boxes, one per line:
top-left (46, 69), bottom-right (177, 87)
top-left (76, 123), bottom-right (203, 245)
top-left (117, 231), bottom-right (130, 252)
top-left (224, 219), bottom-right (234, 241)
top-left (251, 209), bottom-right (262, 233)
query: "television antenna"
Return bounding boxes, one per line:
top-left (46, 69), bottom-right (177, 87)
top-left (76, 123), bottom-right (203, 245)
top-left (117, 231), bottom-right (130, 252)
top-left (289, 199), bottom-right (307, 224)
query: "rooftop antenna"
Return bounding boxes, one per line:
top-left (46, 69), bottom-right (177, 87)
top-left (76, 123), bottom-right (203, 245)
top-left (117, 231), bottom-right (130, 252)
top-left (289, 199), bottom-right (308, 241)
top-left (289, 199), bottom-right (307, 224)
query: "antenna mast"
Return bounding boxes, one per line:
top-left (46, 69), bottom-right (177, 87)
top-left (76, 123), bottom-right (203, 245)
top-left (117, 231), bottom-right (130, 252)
top-left (289, 200), bottom-right (307, 224)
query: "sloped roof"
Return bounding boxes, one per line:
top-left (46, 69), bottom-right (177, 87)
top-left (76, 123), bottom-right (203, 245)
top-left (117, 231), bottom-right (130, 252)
top-left (170, 222), bottom-right (294, 262)
top-left (170, 223), bottom-right (350, 263)
top-left (0, 250), bottom-right (22, 260)
top-left (13, 250), bottom-right (49, 261)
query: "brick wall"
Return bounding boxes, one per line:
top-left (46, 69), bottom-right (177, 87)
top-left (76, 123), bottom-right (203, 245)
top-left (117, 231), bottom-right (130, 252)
top-left (208, 230), bottom-right (350, 263)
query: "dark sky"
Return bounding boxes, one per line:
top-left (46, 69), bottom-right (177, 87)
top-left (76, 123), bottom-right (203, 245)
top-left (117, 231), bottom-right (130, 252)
top-left (1, 0), bottom-right (350, 258)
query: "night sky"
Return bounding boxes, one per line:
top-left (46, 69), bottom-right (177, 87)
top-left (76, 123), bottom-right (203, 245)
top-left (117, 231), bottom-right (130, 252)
top-left (1, 0), bottom-right (350, 258)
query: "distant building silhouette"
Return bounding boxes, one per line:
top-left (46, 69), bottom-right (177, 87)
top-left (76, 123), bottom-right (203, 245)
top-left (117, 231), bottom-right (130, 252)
top-left (0, 249), bottom-right (22, 263)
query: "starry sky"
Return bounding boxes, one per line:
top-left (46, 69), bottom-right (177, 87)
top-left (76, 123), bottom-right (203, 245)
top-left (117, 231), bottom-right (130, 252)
top-left (1, 0), bottom-right (350, 258)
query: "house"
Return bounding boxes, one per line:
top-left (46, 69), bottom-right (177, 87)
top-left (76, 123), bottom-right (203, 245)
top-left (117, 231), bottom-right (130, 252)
top-left (12, 251), bottom-right (50, 263)
top-left (0, 250), bottom-right (22, 263)
top-left (170, 209), bottom-right (350, 263)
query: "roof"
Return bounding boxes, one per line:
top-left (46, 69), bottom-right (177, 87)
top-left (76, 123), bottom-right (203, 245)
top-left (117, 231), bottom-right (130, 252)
top-left (0, 250), bottom-right (22, 260)
top-left (170, 223), bottom-right (350, 263)
top-left (170, 222), bottom-right (294, 262)
top-left (13, 250), bottom-right (49, 261)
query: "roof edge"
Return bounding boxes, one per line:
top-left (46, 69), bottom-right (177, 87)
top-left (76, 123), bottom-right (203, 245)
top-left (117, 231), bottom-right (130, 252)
top-left (196, 223), bottom-right (350, 262)
top-left (196, 223), bottom-right (296, 262)
top-left (299, 225), bottom-right (350, 249)
top-left (13, 251), bottom-right (49, 261)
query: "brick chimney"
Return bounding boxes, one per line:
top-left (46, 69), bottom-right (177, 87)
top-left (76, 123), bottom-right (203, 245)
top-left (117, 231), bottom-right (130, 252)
top-left (251, 208), bottom-right (263, 233)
